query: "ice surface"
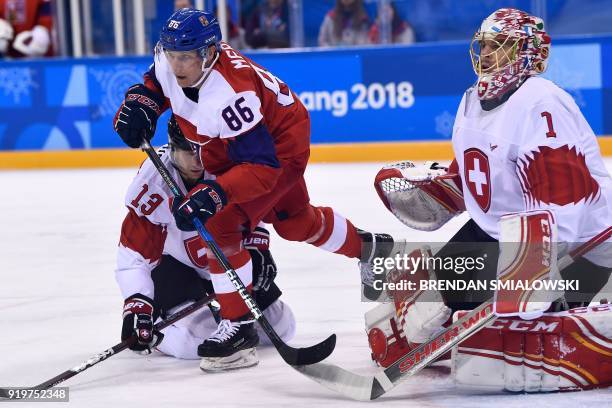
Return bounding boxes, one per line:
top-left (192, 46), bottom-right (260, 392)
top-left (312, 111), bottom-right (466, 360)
top-left (0, 160), bottom-right (610, 407)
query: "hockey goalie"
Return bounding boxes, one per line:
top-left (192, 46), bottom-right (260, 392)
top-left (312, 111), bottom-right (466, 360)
top-left (363, 8), bottom-right (612, 393)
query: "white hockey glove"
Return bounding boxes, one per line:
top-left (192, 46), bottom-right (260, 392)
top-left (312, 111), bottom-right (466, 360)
top-left (13, 25), bottom-right (50, 56)
top-left (0, 18), bottom-right (14, 54)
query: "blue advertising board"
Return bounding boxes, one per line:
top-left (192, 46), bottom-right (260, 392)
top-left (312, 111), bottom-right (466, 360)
top-left (0, 35), bottom-right (609, 152)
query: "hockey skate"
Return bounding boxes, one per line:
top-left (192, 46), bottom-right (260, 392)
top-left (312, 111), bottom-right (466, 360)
top-left (198, 317), bottom-right (259, 372)
top-left (358, 230), bottom-right (407, 302)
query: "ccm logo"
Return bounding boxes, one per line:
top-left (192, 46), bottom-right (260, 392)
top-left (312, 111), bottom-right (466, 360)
top-left (489, 318), bottom-right (559, 333)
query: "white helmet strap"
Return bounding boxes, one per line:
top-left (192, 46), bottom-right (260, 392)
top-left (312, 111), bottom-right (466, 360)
top-left (193, 49), bottom-right (219, 89)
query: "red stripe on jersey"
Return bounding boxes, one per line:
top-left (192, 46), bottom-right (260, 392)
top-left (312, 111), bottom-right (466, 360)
top-left (119, 209), bottom-right (167, 262)
top-left (519, 145), bottom-right (600, 206)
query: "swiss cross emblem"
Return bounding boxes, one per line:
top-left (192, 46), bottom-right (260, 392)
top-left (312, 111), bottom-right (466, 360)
top-left (184, 236), bottom-right (208, 268)
top-left (464, 148), bottom-right (491, 212)
top-left (477, 81), bottom-right (488, 98)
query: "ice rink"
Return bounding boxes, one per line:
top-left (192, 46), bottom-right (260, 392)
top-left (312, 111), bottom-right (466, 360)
top-left (1, 160), bottom-right (611, 407)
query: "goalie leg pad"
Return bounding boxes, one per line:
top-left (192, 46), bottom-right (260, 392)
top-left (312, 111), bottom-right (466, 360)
top-left (495, 210), bottom-right (560, 319)
top-left (452, 304), bottom-right (612, 392)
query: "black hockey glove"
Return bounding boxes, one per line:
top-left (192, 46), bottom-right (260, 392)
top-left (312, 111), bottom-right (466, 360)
top-left (121, 294), bottom-right (164, 354)
top-left (244, 226), bottom-right (277, 292)
top-left (173, 180), bottom-right (227, 231)
top-left (114, 84), bottom-right (165, 148)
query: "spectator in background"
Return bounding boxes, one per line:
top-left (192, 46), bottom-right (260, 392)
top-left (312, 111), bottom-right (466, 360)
top-left (174, 0), bottom-right (246, 49)
top-left (245, 0), bottom-right (289, 49)
top-left (368, 2), bottom-right (415, 45)
top-left (215, 3), bottom-right (247, 49)
top-left (318, 0), bottom-right (370, 47)
top-left (0, 0), bottom-right (53, 58)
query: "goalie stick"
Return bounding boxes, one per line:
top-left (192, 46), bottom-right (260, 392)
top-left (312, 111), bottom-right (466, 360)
top-left (295, 227), bottom-right (611, 400)
top-left (140, 140), bottom-right (336, 366)
top-left (0, 294), bottom-right (215, 398)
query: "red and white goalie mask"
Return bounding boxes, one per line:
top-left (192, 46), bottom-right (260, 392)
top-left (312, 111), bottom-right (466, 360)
top-left (470, 8), bottom-right (551, 100)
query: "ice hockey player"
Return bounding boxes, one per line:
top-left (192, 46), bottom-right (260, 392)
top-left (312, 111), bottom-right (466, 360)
top-left (116, 115), bottom-right (295, 371)
top-left (113, 8), bottom-right (394, 367)
top-left (366, 8), bottom-right (611, 392)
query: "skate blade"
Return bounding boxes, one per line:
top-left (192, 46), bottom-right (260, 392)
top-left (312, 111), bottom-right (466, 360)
top-left (200, 348), bottom-right (259, 373)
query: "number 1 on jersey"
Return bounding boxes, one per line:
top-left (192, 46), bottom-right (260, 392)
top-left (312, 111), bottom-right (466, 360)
top-left (540, 111), bottom-right (557, 138)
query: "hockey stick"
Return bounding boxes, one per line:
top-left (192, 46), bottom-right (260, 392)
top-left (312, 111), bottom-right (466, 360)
top-left (295, 227), bottom-right (611, 400)
top-left (0, 293), bottom-right (215, 398)
top-left (140, 140), bottom-right (336, 366)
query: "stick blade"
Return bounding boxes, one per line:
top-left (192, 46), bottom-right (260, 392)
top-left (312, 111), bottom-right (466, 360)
top-left (279, 334), bottom-right (336, 366)
top-left (294, 362), bottom-right (378, 401)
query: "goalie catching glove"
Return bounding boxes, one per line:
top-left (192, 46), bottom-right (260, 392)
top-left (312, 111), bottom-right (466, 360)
top-left (121, 294), bottom-right (164, 354)
top-left (374, 160), bottom-right (465, 231)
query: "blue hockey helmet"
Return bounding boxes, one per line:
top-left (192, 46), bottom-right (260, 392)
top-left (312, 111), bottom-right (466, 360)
top-left (160, 8), bottom-right (222, 54)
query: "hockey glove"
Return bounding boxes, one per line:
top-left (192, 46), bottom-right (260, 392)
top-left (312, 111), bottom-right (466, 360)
top-left (173, 180), bottom-right (227, 231)
top-left (114, 84), bottom-right (165, 148)
top-left (12, 25), bottom-right (49, 56)
top-left (0, 19), bottom-right (13, 54)
top-left (121, 294), bottom-right (164, 354)
top-left (244, 227), bottom-right (277, 291)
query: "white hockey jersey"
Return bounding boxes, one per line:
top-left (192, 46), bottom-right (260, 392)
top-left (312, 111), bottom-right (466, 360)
top-left (452, 77), bottom-right (611, 266)
top-left (115, 146), bottom-right (212, 300)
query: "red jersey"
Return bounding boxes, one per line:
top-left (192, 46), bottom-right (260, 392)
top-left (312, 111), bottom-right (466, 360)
top-left (144, 42), bottom-right (310, 204)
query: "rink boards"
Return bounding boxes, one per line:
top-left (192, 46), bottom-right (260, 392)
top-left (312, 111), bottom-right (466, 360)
top-left (0, 35), bottom-right (611, 168)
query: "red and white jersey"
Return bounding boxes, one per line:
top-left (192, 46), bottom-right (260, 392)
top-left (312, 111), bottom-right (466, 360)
top-left (452, 77), bottom-right (611, 265)
top-left (146, 42), bottom-right (310, 204)
top-left (115, 146), bottom-right (213, 300)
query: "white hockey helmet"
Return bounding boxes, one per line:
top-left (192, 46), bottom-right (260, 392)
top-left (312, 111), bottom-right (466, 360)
top-left (470, 8), bottom-right (551, 100)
